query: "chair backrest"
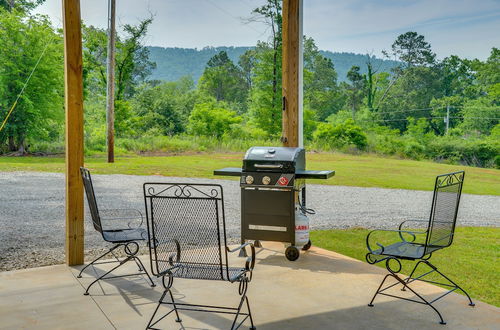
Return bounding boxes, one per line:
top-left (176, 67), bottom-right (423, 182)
top-left (143, 183), bottom-right (229, 278)
top-left (80, 167), bottom-right (103, 233)
top-left (424, 171), bottom-right (465, 254)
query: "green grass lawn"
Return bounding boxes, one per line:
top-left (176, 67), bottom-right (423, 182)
top-left (311, 227), bottom-right (500, 307)
top-left (0, 152), bottom-right (498, 195)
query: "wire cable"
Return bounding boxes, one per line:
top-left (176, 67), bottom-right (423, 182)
top-left (0, 35), bottom-right (56, 133)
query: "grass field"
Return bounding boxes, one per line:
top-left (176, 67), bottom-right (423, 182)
top-left (311, 227), bottom-right (500, 307)
top-left (0, 152), bottom-right (498, 195)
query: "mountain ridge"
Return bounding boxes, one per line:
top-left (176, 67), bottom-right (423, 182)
top-left (147, 46), bottom-right (399, 83)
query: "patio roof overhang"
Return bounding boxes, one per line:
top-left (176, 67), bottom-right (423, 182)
top-left (62, 0), bottom-right (304, 265)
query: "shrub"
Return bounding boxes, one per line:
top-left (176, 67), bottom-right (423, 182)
top-left (187, 102), bottom-right (242, 139)
top-left (313, 119), bottom-right (368, 150)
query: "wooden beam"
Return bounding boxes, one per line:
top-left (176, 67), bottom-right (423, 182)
top-left (106, 0), bottom-right (116, 163)
top-left (63, 0), bottom-right (84, 266)
top-left (282, 0), bottom-right (302, 148)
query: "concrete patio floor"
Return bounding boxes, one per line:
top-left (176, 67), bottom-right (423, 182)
top-left (0, 243), bottom-right (498, 330)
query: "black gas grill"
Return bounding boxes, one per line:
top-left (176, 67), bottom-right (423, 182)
top-left (215, 146), bottom-right (334, 261)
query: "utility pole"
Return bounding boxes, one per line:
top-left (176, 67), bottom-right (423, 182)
top-left (445, 105), bottom-right (450, 135)
top-left (106, 0), bottom-right (116, 163)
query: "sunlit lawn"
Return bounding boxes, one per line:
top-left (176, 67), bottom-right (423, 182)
top-left (311, 227), bottom-right (500, 307)
top-left (0, 152), bottom-right (498, 195)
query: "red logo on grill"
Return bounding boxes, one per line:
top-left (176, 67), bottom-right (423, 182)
top-left (278, 176), bottom-right (289, 186)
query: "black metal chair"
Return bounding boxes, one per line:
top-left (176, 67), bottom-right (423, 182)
top-left (78, 167), bottom-right (155, 295)
top-left (143, 183), bottom-right (256, 330)
top-left (366, 171), bottom-right (474, 324)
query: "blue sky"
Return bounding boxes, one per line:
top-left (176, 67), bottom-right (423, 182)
top-left (35, 0), bottom-right (500, 60)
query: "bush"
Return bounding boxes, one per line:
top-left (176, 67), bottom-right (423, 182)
top-left (313, 119), bottom-right (368, 150)
top-left (187, 102), bottom-right (242, 139)
top-left (427, 137), bottom-right (499, 167)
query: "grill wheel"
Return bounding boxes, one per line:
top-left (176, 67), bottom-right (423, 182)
top-left (285, 246), bottom-right (300, 261)
top-left (302, 240), bottom-right (312, 251)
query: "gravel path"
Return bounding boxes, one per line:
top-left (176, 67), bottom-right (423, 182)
top-left (1, 172), bottom-right (498, 271)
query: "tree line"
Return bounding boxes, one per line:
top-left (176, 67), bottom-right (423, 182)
top-left (0, 0), bottom-right (498, 167)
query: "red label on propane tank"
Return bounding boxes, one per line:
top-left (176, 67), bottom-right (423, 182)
top-left (278, 176), bottom-right (289, 186)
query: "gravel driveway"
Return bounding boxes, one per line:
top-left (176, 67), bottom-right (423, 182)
top-left (1, 172), bottom-right (498, 271)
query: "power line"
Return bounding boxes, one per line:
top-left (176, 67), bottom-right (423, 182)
top-left (206, 0), bottom-right (264, 35)
top-left (358, 116), bottom-right (500, 123)
top-left (450, 117), bottom-right (500, 120)
top-left (375, 107), bottom-right (439, 115)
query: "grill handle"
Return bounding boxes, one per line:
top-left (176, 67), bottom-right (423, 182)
top-left (254, 164), bottom-right (283, 169)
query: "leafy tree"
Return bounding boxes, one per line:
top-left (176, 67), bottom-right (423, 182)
top-left (247, 0), bottom-right (282, 112)
top-left (388, 31), bottom-right (436, 68)
top-left (438, 55), bottom-right (476, 98)
top-left (0, 0), bottom-right (44, 12)
top-left (199, 51), bottom-right (247, 107)
top-left (238, 49), bottom-right (256, 90)
top-left (377, 32), bottom-right (436, 109)
top-left (344, 65), bottom-right (366, 117)
top-left (303, 37), bottom-right (342, 121)
top-left (82, 18), bottom-right (156, 100)
top-left (130, 77), bottom-right (195, 136)
top-left (187, 101), bottom-right (242, 139)
top-left (248, 42), bottom-right (282, 137)
top-left (0, 9), bottom-right (63, 152)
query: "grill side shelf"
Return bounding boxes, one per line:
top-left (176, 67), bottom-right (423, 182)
top-left (295, 170), bottom-right (335, 179)
top-left (213, 167), bottom-right (243, 177)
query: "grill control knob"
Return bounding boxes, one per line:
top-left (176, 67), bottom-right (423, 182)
top-left (262, 176), bottom-right (271, 185)
top-left (245, 175), bottom-right (254, 184)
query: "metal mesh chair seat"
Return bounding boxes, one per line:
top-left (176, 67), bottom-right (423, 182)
top-left (144, 183), bottom-right (256, 330)
top-left (102, 228), bottom-right (147, 243)
top-left (365, 172), bottom-right (474, 325)
top-left (371, 241), bottom-right (442, 260)
top-left (165, 264), bottom-right (247, 282)
top-left (78, 167), bottom-right (155, 295)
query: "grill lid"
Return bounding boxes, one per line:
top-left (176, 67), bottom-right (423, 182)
top-left (243, 147), bottom-right (305, 172)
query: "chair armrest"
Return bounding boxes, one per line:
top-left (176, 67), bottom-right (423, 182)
top-left (99, 209), bottom-right (144, 229)
top-left (398, 219), bottom-right (429, 230)
top-left (227, 243), bottom-right (256, 272)
top-left (398, 220), bottom-right (429, 242)
top-left (152, 239), bottom-right (181, 269)
top-left (366, 229), bottom-right (421, 255)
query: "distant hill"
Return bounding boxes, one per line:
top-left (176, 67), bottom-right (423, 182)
top-left (147, 46), bottom-right (399, 83)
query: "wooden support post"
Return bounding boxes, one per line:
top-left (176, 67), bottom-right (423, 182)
top-left (63, 0), bottom-right (84, 265)
top-left (282, 0), bottom-right (303, 148)
top-left (106, 0), bottom-right (116, 163)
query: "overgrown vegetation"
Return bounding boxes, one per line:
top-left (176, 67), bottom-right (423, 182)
top-left (0, 1), bottom-right (498, 169)
top-left (311, 227), bottom-right (500, 307)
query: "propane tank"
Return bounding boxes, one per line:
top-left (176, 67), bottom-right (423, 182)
top-left (295, 209), bottom-right (310, 247)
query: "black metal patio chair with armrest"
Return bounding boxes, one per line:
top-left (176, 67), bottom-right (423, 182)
top-left (78, 167), bottom-right (155, 295)
top-left (143, 183), bottom-right (256, 330)
top-left (365, 171), bottom-right (474, 325)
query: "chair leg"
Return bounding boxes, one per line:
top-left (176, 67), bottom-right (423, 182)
top-left (402, 260), bottom-right (425, 291)
top-left (368, 274), bottom-right (390, 307)
top-left (369, 271), bottom-right (446, 325)
top-left (146, 291), bottom-right (167, 330)
top-left (231, 279), bottom-right (254, 330)
top-left (393, 272), bottom-right (447, 325)
top-left (83, 255), bottom-right (133, 295)
top-left (168, 289), bottom-right (182, 323)
top-left (246, 296), bottom-right (256, 330)
top-left (146, 287), bottom-right (181, 329)
top-left (133, 256), bottom-right (156, 287)
top-left (423, 261), bottom-right (475, 307)
top-left (133, 256), bottom-right (144, 271)
top-left (77, 244), bottom-right (122, 278)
